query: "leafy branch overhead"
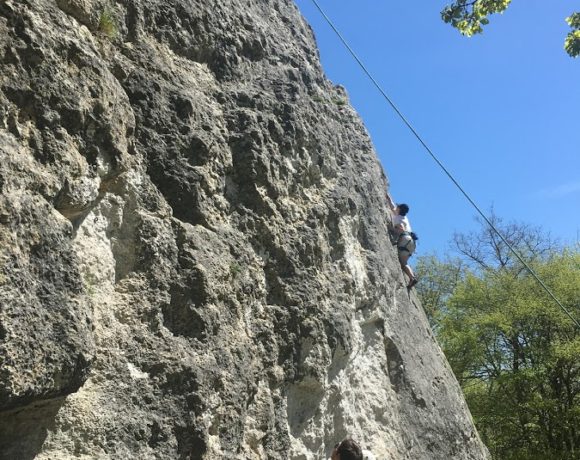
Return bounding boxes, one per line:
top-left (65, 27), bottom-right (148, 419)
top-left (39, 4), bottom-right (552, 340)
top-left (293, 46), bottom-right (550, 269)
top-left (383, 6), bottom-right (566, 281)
top-left (441, 0), bottom-right (511, 36)
top-left (565, 13), bottom-right (580, 58)
top-left (441, 0), bottom-right (580, 57)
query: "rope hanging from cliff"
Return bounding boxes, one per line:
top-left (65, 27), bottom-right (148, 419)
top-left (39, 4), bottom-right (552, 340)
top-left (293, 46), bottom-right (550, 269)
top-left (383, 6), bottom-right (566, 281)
top-left (308, 0), bottom-right (580, 330)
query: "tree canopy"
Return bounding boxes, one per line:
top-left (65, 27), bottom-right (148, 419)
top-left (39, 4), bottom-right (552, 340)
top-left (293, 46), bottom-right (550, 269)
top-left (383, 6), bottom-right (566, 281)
top-left (441, 0), bottom-right (580, 57)
top-left (417, 218), bottom-right (580, 459)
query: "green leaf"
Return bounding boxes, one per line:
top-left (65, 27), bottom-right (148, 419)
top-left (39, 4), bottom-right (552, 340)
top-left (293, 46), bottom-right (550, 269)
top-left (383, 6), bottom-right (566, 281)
top-left (566, 12), bottom-right (580, 28)
top-left (565, 18), bottom-right (580, 57)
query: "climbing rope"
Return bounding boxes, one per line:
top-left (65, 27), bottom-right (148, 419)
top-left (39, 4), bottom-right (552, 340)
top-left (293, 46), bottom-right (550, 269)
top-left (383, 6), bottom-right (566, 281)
top-left (307, 0), bottom-right (580, 329)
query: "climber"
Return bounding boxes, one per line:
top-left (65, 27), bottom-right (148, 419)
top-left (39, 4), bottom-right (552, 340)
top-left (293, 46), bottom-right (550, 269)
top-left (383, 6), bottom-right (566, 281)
top-left (331, 439), bottom-right (363, 460)
top-left (386, 192), bottom-right (418, 288)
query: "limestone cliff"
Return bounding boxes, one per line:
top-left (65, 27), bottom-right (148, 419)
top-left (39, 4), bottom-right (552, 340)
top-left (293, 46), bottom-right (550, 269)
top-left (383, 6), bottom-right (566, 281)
top-left (0, 0), bottom-right (489, 458)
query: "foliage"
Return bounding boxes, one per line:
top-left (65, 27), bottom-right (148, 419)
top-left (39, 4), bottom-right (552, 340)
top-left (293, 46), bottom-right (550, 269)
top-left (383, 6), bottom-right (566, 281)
top-left (441, 1), bottom-right (580, 57)
top-left (565, 13), bottom-right (580, 58)
top-left (415, 254), bottom-right (467, 329)
top-left (441, 0), bottom-right (511, 36)
top-left (417, 219), bottom-right (580, 459)
top-left (98, 6), bottom-right (118, 39)
top-left (229, 262), bottom-right (242, 278)
top-left (310, 95), bottom-right (347, 106)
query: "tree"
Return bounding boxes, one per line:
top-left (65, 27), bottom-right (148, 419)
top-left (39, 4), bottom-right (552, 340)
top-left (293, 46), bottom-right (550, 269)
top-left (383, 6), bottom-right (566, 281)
top-left (452, 212), bottom-right (559, 272)
top-left (417, 219), bottom-right (580, 459)
top-left (414, 255), bottom-right (466, 329)
top-left (441, 1), bottom-right (580, 58)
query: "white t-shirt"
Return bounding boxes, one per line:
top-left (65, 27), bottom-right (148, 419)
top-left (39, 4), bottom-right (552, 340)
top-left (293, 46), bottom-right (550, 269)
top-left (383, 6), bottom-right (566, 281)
top-left (393, 214), bottom-right (412, 233)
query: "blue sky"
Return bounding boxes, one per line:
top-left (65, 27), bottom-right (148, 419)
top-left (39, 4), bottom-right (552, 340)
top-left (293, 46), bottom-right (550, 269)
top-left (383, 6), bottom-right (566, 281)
top-left (294, 0), bottom-right (580, 257)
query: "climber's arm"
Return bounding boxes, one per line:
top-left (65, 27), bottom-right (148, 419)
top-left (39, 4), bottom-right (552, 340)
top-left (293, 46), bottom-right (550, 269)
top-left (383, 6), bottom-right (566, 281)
top-left (386, 192), bottom-right (397, 213)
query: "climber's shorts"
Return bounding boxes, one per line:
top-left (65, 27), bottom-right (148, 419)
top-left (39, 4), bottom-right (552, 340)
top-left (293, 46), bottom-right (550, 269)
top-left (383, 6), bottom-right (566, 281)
top-left (398, 248), bottom-right (411, 266)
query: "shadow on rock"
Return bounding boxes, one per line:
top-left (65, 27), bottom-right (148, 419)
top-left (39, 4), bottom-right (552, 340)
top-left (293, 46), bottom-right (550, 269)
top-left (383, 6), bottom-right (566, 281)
top-left (0, 398), bottom-right (65, 460)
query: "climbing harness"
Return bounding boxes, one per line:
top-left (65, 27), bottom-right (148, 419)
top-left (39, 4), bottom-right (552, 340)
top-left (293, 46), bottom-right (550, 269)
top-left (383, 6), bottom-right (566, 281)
top-left (397, 232), bottom-right (417, 255)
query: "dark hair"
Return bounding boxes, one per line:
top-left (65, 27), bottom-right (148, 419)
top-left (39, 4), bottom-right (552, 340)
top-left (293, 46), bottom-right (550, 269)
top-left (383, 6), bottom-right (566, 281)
top-left (397, 203), bottom-right (409, 216)
top-left (337, 439), bottom-right (363, 460)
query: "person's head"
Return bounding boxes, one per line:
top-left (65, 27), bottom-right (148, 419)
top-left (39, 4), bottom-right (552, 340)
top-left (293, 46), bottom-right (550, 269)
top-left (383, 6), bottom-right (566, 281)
top-left (396, 203), bottom-right (409, 216)
top-left (331, 439), bottom-right (363, 460)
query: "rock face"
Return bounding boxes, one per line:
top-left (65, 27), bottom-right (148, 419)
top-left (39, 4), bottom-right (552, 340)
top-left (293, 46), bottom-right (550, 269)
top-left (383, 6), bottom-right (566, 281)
top-left (0, 0), bottom-right (489, 459)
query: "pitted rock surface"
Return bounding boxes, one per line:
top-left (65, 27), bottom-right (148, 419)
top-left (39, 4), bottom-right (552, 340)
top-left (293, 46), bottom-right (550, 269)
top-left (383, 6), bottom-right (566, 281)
top-left (0, 1), bottom-right (489, 459)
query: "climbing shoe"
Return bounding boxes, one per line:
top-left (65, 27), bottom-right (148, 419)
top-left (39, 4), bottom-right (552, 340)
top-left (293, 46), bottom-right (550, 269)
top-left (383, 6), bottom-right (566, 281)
top-left (407, 277), bottom-right (418, 289)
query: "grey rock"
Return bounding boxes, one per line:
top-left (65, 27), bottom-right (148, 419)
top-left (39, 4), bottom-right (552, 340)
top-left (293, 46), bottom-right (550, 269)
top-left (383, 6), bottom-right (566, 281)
top-left (0, 0), bottom-right (489, 459)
